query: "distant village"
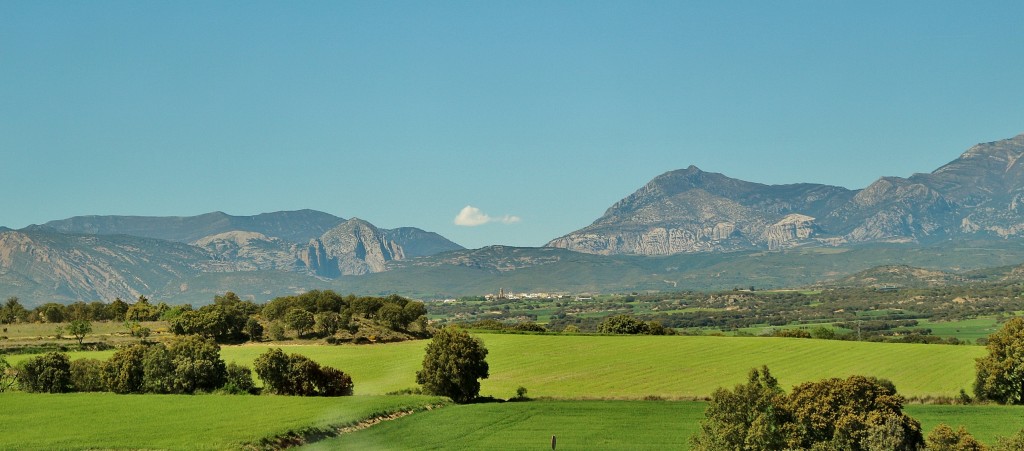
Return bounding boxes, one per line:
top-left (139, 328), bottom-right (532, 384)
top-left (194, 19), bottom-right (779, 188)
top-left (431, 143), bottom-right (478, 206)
top-left (436, 288), bottom-right (593, 303)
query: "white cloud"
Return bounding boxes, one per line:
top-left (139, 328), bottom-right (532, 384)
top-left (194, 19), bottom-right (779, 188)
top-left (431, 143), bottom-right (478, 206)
top-left (454, 205), bottom-right (521, 227)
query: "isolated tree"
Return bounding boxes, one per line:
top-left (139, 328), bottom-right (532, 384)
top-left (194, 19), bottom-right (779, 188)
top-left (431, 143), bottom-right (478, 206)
top-left (67, 319), bottom-right (92, 345)
top-left (416, 327), bottom-right (489, 403)
top-left (691, 366), bottom-right (790, 451)
top-left (17, 352), bottom-right (73, 393)
top-left (975, 317), bottom-right (1024, 404)
top-left (284, 309), bottom-right (315, 338)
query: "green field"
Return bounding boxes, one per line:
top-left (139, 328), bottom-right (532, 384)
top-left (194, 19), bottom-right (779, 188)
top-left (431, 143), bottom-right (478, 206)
top-left (906, 316), bottom-right (1006, 343)
top-left (13, 333), bottom-right (985, 399)
top-left (4, 333), bottom-right (1019, 449)
top-left (316, 401), bottom-right (1024, 450)
top-left (307, 400), bottom-right (705, 450)
top-left (0, 392), bottom-right (445, 450)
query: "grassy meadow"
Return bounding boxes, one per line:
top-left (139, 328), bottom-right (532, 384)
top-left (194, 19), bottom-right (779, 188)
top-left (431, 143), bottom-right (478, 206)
top-left (225, 333), bottom-right (986, 399)
top-left (306, 400), bottom-right (706, 450)
top-left (0, 392), bottom-right (445, 450)
top-left (319, 401), bottom-right (1024, 450)
top-left (11, 333), bottom-right (986, 399)
top-left (5, 332), bottom-right (1011, 449)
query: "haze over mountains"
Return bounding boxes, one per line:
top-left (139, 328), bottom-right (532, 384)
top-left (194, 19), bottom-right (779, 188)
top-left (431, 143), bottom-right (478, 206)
top-left (4, 133), bottom-right (1024, 304)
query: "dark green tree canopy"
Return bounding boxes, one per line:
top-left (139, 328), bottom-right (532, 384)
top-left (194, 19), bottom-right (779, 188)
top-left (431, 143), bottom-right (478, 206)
top-left (597, 314), bottom-right (650, 335)
top-left (416, 327), bottom-right (489, 403)
top-left (691, 366), bottom-right (789, 450)
top-left (692, 368), bottom-right (923, 451)
top-left (16, 352), bottom-right (73, 393)
top-left (252, 348), bottom-right (353, 396)
top-left (975, 317), bottom-right (1024, 404)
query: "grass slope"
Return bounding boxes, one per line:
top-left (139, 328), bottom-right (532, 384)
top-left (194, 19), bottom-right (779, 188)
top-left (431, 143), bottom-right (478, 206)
top-left (0, 392), bottom-right (444, 450)
top-left (11, 334), bottom-right (985, 399)
top-left (218, 334), bottom-right (984, 399)
top-left (317, 401), bottom-right (1024, 450)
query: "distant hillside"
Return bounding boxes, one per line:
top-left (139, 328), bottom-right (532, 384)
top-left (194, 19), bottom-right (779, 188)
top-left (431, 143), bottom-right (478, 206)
top-left (549, 133), bottom-right (1024, 255)
top-left (1, 212), bottom-right (463, 304)
top-left (0, 227), bottom-right (206, 302)
top-left (817, 265), bottom-right (965, 289)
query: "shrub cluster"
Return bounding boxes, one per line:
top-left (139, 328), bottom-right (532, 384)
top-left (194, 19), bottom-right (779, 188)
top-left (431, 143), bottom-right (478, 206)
top-left (692, 367), bottom-right (924, 451)
top-left (597, 314), bottom-right (674, 335)
top-left (13, 335), bottom-right (253, 395)
top-left (253, 348), bottom-right (353, 396)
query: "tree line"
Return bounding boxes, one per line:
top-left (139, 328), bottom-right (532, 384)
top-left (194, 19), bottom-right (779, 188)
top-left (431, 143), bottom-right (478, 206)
top-left (2, 290), bottom-right (430, 346)
top-left (1, 335), bottom-right (352, 397)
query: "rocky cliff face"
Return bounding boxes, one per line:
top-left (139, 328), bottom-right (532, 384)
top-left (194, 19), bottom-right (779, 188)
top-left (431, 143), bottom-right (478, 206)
top-left (192, 231), bottom-right (301, 272)
top-left (0, 227), bottom-right (205, 301)
top-left (549, 133), bottom-right (1024, 255)
top-left (314, 219), bottom-right (402, 275)
top-left (1, 212), bottom-right (463, 302)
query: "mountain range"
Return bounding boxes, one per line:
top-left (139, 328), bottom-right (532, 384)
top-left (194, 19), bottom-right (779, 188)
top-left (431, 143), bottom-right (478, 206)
top-left (548, 133), bottom-right (1024, 254)
top-left (0, 211), bottom-right (462, 303)
top-left (4, 133), bottom-right (1024, 304)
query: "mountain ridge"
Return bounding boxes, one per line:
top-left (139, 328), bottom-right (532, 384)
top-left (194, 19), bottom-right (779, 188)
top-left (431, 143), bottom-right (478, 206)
top-left (548, 133), bottom-right (1024, 255)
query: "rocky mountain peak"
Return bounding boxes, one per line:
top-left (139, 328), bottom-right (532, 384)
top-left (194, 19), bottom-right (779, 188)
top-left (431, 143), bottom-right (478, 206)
top-left (550, 132), bottom-right (1024, 256)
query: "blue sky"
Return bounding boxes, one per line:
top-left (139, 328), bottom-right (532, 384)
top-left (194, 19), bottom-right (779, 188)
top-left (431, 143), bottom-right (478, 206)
top-left (2, 1), bottom-right (1023, 249)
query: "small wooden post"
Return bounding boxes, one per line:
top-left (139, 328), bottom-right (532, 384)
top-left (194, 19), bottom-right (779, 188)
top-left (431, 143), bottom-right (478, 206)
top-left (551, 434), bottom-right (557, 450)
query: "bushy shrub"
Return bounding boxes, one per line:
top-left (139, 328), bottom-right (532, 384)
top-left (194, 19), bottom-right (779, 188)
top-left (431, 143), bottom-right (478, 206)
top-left (101, 335), bottom-right (228, 395)
top-left (597, 314), bottom-right (649, 335)
top-left (101, 344), bottom-right (147, 393)
top-left (926, 424), bottom-right (985, 451)
top-left (69, 358), bottom-right (105, 392)
top-left (221, 362), bottom-right (256, 394)
top-left (992, 429), bottom-right (1024, 451)
top-left (17, 352), bottom-right (73, 393)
